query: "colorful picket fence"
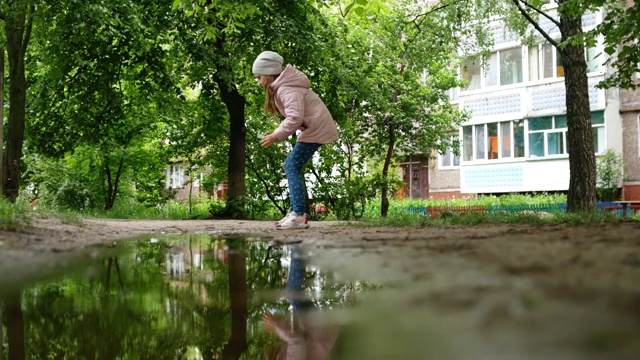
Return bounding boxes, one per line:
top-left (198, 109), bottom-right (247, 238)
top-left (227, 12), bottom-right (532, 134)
top-left (402, 202), bottom-right (639, 218)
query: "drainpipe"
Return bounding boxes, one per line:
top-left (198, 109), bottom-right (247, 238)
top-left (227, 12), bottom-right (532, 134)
top-left (409, 155), bottom-right (413, 199)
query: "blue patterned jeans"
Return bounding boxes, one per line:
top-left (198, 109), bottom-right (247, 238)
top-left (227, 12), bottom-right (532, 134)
top-left (284, 142), bottom-right (321, 215)
top-left (287, 245), bottom-right (313, 311)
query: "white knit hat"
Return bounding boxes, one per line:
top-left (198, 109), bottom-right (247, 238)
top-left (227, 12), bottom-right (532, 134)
top-left (252, 51), bottom-right (283, 75)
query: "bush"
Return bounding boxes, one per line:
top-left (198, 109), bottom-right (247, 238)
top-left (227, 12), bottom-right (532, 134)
top-left (596, 149), bottom-right (623, 201)
top-left (0, 197), bottom-right (33, 230)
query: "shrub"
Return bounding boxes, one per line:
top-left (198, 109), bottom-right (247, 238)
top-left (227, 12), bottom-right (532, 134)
top-left (596, 149), bottom-right (623, 201)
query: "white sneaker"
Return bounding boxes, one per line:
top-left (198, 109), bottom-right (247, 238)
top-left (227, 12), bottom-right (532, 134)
top-left (276, 212), bottom-right (309, 230)
top-left (275, 211), bottom-right (295, 225)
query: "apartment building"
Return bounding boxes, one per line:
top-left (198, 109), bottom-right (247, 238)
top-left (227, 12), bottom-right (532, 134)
top-left (414, 8), bottom-right (639, 201)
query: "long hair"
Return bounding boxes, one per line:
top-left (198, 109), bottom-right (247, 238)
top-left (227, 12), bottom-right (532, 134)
top-left (261, 75), bottom-right (279, 115)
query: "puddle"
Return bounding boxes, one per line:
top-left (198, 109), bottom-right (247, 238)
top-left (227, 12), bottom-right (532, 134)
top-left (0, 234), bottom-right (382, 359)
top-left (3, 234), bottom-right (635, 359)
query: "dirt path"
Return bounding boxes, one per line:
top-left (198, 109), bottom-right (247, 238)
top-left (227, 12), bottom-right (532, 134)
top-left (1, 217), bottom-right (640, 358)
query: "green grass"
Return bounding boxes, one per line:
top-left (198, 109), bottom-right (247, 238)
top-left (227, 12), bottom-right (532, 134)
top-left (84, 199), bottom-right (212, 220)
top-left (357, 201), bottom-right (635, 227)
top-left (0, 197), bottom-right (33, 231)
top-left (12, 191), bottom-right (637, 227)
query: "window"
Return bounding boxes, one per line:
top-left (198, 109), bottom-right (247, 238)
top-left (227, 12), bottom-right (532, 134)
top-left (591, 111), bottom-right (605, 154)
top-left (528, 115), bottom-right (566, 157)
top-left (461, 48), bottom-right (523, 90)
top-left (440, 136), bottom-right (461, 168)
top-left (530, 43), bottom-right (600, 80)
top-left (514, 120), bottom-right (525, 158)
top-left (167, 165), bottom-right (184, 189)
top-left (461, 58), bottom-right (481, 91)
top-left (192, 172), bottom-right (203, 188)
top-left (529, 43), bottom-right (564, 81)
top-left (500, 47), bottom-right (523, 85)
top-left (528, 111), bottom-right (605, 157)
top-left (463, 126), bottom-right (473, 161)
top-left (638, 115), bottom-right (640, 158)
top-left (462, 120), bottom-right (525, 161)
top-left (585, 47), bottom-right (600, 73)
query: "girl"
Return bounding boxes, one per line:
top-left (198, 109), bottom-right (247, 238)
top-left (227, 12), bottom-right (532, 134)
top-left (253, 51), bottom-right (339, 230)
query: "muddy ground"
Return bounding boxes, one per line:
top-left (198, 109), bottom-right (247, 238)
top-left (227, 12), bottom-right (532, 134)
top-left (1, 217), bottom-right (640, 359)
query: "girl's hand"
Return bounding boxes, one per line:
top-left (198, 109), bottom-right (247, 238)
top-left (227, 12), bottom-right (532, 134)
top-left (262, 313), bottom-right (279, 332)
top-left (260, 133), bottom-right (277, 148)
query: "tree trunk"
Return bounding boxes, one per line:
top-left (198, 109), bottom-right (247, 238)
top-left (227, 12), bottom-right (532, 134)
top-left (6, 298), bottom-right (25, 360)
top-left (381, 119), bottom-right (396, 217)
top-left (214, 75), bottom-right (247, 218)
top-left (1, 48), bottom-right (5, 197)
top-left (3, 6), bottom-right (32, 201)
top-left (0, 303), bottom-right (3, 360)
top-left (560, 11), bottom-right (597, 212)
top-left (104, 155), bottom-right (124, 210)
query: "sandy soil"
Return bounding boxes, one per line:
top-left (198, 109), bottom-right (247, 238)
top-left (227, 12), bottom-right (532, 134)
top-left (1, 217), bottom-right (640, 358)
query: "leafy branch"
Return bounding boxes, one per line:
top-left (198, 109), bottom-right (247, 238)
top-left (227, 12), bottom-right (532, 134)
top-left (511, 0), bottom-right (559, 48)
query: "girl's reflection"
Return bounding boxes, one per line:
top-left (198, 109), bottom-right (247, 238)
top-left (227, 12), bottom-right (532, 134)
top-left (263, 246), bottom-right (340, 360)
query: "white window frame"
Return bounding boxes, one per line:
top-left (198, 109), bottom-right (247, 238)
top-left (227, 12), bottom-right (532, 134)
top-left (527, 111), bottom-right (606, 159)
top-left (460, 43), bottom-right (602, 91)
top-left (462, 120), bottom-right (525, 162)
top-left (638, 115), bottom-right (640, 158)
top-left (167, 164), bottom-right (185, 189)
top-left (440, 135), bottom-right (461, 169)
top-left (527, 115), bottom-right (567, 158)
top-left (460, 47), bottom-right (524, 92)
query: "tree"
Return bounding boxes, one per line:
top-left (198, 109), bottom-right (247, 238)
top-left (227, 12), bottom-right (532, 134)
top-left (172, 0), bottom-right (333, 218)
top-left (336, 1), bottom-right (466, 216)
top-left (0, 0), bottom-right (35, 201)
top-left (27, 0), bottom-right (177, 210)
top-left (506, 0), bottom-right (597, 212)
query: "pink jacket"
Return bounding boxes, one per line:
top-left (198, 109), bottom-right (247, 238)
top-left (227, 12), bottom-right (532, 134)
top-left (270, 65), bottom-right (339, 144)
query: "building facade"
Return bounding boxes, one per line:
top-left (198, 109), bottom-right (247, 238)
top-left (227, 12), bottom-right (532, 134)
top-left (165, 162), bottom-right (227, 201)
top-left (419, 7), bottom-right (639, 201)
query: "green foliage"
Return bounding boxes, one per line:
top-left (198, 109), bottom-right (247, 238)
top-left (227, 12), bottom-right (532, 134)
top-left (28, 0), bottom-right (177, 156)
top-left (27, 155), bottom-right (102, 211)
top-left (312, 1), bottom-right (469, 217)
top-left (596, 148), bottom-right (623, 201)
top-left (595, 1), bottom-right (640, 89)
top-left (225, 196), bottom-right (247, 219)
top-left (0, 197), bottom-right (32, 231)
top-left (208, 200), bottom-right (228, 218)
top-left (25, 137), bottom-right (171, 212)
top-left (337, 175), bottom-right (381, 220)
top-left (8, 0), bottom-right (631, 220)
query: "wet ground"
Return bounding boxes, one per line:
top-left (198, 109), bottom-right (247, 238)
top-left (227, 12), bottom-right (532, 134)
top-left (1, 219), bottom-right (640, 359)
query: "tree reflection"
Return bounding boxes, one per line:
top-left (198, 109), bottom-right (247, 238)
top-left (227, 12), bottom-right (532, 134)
top-left (1, 234), bottom-right (363, 359)
top-left (222, 238), bottom-right (247, 359)
top-left (1, 301), bottom-right (3, 360)
top-left (4, 294), bottom-right (25, 360)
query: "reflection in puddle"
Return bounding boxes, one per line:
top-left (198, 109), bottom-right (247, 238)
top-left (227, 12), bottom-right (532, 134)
top-left (0, 234), bottom-right (374, 359)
